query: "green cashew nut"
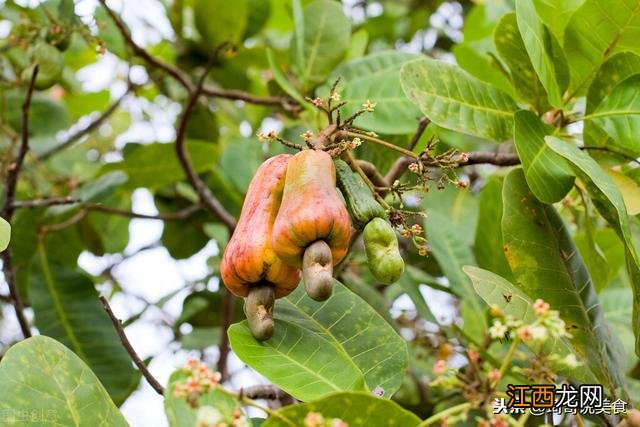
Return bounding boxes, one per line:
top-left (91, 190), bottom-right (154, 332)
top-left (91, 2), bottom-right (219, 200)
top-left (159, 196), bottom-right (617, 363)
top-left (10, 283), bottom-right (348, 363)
top-left (363, 217), bottom-right (404, 285)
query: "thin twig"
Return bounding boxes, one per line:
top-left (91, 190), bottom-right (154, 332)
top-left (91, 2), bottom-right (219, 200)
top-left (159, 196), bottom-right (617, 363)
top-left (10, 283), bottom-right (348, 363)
top-left (241, 385), bottom-right (292, 401)
top-left (11, 196), bottom-right (80, 209)
top-left (37, 87), bottom-right (131, 161)
top-left (86, 202), bottom-right (201, 221)
top-left (385, 118), bottom-right (431, 184)
top-left (96, 0), bottom-right (298, 111)
top-left (100, 296), bottom-right (165, 395)
top-left (344, 130), bottom-right (419, 159)
top-left (174, 56), bottom-right (237, 230)
top-left (461, 151), bottom-right (520, 166)
top-left (0, 66), bottom-right (39, 339)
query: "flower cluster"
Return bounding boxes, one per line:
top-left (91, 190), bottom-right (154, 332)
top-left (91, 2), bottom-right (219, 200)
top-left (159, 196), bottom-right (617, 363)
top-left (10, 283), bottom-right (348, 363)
top-left (174, 359), bottom-right (247, 427)
top-left (173, 358), bottom-right (222, 399)
top-left (488, 298), bottom-right (570, 344)
top-left (304, 412), bottom-right (348, 427)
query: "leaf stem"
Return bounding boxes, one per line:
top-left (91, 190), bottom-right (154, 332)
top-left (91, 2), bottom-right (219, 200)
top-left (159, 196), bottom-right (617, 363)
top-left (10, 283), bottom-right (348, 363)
top-left (344, 131), bottom-right (419, 159)
top-left (495, 336), bottom-right (521, 387)
top-left (417, 402), bottom-right (472, 427)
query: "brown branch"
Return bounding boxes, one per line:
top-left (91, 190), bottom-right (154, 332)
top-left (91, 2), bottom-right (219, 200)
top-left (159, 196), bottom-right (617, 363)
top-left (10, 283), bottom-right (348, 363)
top-left (241, 385), bottom-right (292, 401)
top-left (385, 117), bottom-right (431, 184)
top-left (96, 0), bottom-right (298, 111)
top-left (357, 160), bottom-right (389, 188)
top-left (36, 87), bottom-right (131, 161)
top-left (97, 0), bottom-right (193, 92)
top-left (0, 66), bottom-right (39, 339)
top-left (174, 59), bottom-right (237, 230)
top-left (201, 86), bottom-right (300, 113)
top-left (86, 202), bottom-right (201, 221)
top-left (100, 296), bottom-right (165, 395)
top-left (461, 151), bottom-right (520, 166)
top-left (11, 196), bottom-right (80, 209)
top-left (218, 288), bottom-right (236, 382)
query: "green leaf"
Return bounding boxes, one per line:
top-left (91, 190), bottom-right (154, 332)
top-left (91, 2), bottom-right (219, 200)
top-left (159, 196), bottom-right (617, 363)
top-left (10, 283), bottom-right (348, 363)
top-left (194, 0), bottom-right (248, 48)
top-left (30, 243), bottom-right (139, 405)
top-left (607, 169), bottom-right (640, 215)
top-left (291, 0), bottom-right (351, 91)
top-left (584, 52), bottom-right (640, 150)
top-left (473, 173), bottom-right (514, 282)
top-left (586, 75), bottom-right (640, 155)
top-left (462, 266), bottom-right (599, 384)
top-left (220, 137), bottom-right (263, 193)
top-left (0, 336), bottom-right (128, 426)
top-left (181, 327), bottom-right (221, 350)
top-left (532, 0), bottom-right (584, 44)
top-left (319, 51), bottom-right (421, 134)
top-left (452, 44), bottom-right (516, 100)
top-left (513, 110), bottom-right (574, 203)
top-left (425, 210), bottom-right (487, 338)
top-left (100, 141), bottom-right (218, 190)
top-left (515, 0), bottom-right (566, 108)
top-left (266, 49), bottom-right (309, 109)
top-left (494, 12), bottom-right (548, 112)
top-left (601, 287), bottom-right (637, 369)
top-left (165, 369), bottom-right (242, 427)
top-left (262, 391), bottom-right (421, 427)
top-left (501, 167), bottom-right (626, 390)
top-left (0, 217), bottom-right (10, 252)
top-left (547, 136), bottom-right (640, 356)
top-left (5, 93), bottom-right (70, 140)
top-left (563, 0), bottom-right (640, 97)
top-left (63, 89), bottom-right (110, 120)
top-left (228, 280), bottom-right (407, 401)
top-left (400, 57), bottom-right (518, 141)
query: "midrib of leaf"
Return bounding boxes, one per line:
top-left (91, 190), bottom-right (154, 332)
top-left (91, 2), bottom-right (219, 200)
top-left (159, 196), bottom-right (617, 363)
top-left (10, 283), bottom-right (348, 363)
top-left (567, 1), bottom-right (640, 99)
top-left (411, 87), bottom-right (515, 117)
top-left (249, 320), bottom-right (347, 392)
top-left (280, 297), bottom-right (362, 369)
top-left (302, 6), bottom-right (329, 86)
top-left (37, 243), bottom-right (88, 362)
top-left (584, 110), bottom-right (640, 120)
top-left (51, 363), bottom-right (81, 426)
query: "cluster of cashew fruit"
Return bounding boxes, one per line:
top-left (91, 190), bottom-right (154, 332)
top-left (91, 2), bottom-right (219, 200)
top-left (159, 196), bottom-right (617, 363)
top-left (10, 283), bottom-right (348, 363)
top-left (221, 149), bottom-right (404, 341)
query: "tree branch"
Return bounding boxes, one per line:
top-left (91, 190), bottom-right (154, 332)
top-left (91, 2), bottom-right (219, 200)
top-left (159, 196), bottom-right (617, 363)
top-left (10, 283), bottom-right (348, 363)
top-left (36, 87), bottom-right (131, 161)
top-left (385, 118), bottom-right (430, 184)
top-left (11, 196), bottom-right (80, 209)
top-left (0, 66), bottom-right (39, 339)
top-left (100, 296), bottom-right (165, 395)
top-left (174, 58), bottom-right (237, 230)
top-left (241, 385), bottom-right (293, 401)
top-left (86, 202), bottom-right (202, 221)
top-left (96, 0), bottom-right (298, 110)
top-left (461, 151), bottom-right (520, 166)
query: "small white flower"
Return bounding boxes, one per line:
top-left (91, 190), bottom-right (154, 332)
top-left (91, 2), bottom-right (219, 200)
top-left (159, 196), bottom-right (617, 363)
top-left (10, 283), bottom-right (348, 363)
top-left (196, 406), bottom-right (222, 427)
top-left (530, 325), bottom-right (548, 342)
top-left (562, 353), bottom-right (580, 369)
top-left (489, 320), bottom-right (508, 339)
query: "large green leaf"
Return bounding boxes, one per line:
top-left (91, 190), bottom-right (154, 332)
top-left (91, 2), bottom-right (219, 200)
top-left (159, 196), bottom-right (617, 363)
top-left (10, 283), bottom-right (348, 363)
top-left (501, 167), bottom-right (626, 391)
top-left (194, 0), bottom-right (248, 48)
top-left (532, 0), bottom-right (584, 44)
top-left (29, 244), bottom-right (139, 405)
top-left (400, 58), bottom-right (518, 141)
top-left (494, 13), bottom-right (548, 112)
top-left (515, 0), bottom-right (566, 108)
top-left (228, 280), bottom-right (407, 401)
top-left (513, 110), bottom-right (573, 203)
top-left (262, 391), bottom-right (421, 427)
top-left (291, 0), bottom-right (351, 91)
top-left (320, 51), bottom-right (421, 134)
top-left (165, 369), bottom-right (241, 427)
top-left (601, 287), bottom-right (637, 369)
top-left (547, 137), bottom-right (640, 356)
top-left (425, 210), bottom-right (487, 339)
top-left (586, 75), bottom-right (640, 155)
top-left (100, 141), bottom-right (218, 190)
top-left (0, 217), bottom-right (9, 252)
top-left (0, 336), bottom-right (128, 426)
top-left (473, 173), bottom-right (514, 282)
top-left (463, 266), bottom-right (599, 384)
top-left (563, 0), bottom-right (640, 97)
top-left (584, 52), bottom-right (640, 150)
top-left (452, 44), bottom-right (516, 100)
